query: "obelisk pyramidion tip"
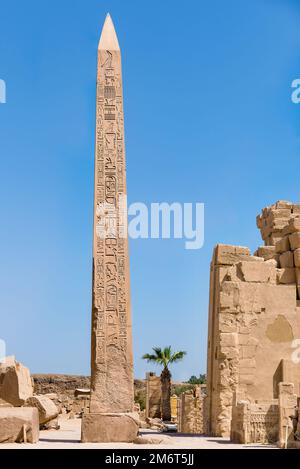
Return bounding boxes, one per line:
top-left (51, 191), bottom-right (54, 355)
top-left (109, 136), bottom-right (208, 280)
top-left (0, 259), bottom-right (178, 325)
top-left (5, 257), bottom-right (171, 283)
top-left (98, 14), bottom-right (120, 51)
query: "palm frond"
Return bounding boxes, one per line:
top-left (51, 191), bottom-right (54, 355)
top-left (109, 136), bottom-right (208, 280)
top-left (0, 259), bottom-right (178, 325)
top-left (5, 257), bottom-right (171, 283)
top-left (169, 350), bottom-right (187, 363)
top-left (142, 346), bottom-right (187, 368)
top-left (142, 347), bottom-right (164, 365)
top-left (152, 347), bottom-right (163, 358)
top-left (142, 353), bottom-right (159, 362)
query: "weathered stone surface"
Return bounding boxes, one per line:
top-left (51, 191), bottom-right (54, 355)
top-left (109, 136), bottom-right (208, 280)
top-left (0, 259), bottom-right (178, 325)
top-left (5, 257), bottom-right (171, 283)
top-left (81, 413), bottom-right (139, 443)
top-left (283, 217), bottom-right (300, 236)
top-left (237, 260), bottom-right (276, 283)
top-left (0, 407), bottom-right (39, 443)
top-left (88, 13), bottom-right (133, 416)
top-left (275, 236), bottom-right (290, 254)
top-left (267, 208), bottom-right (291, 222)
top-left (74, 388), bottom-right (90, 398)
top-left (43, 393), bottom-right (58, 400)
top-left (231, 401), bottom-right (278, 444)
top-left (289, 232), bottom-right (300, 250)
top-left (279, 251), bottom-right (294, 268)
top-left (82, 14), bottom-right (135, 443)
top-left (177, 387), bottom-right (204, 434)
top-left (145, 372), bottom-right (161, 419)
top-left (265, 315), bottom-right (294, 342)
top-left (276, 201), bottom-right (293, 209)
top-left (269, 234), bottom-right (283, 246)
top-left (294, 248), bottom-right (300, 268)
top-left (214, 244), bottom-right (250, 266)
top-left (278, 383), bottom-right (297, 448)
top-left (220, 332), bottom-right (238, 347)
top-left (25, 395), bottom-right (59, 425)
top-left (277, 268), bottom-right (296, 284)
top-left (255, 246), bottom-right (278, 261)
top-left (296, 267), bottom-right (300, 284)
top-left (265, 258), bottom-right (278, 268)
top-left (0, 357), bottom-right (33, 406)
top-left (133, 435), bottom-right (172, 444)
top-left (256, 215), bottom-right (263, 229)
top-left (206, 201), bottom-right (300, 439)
top-left (145, 417), bottom-right (164, 429)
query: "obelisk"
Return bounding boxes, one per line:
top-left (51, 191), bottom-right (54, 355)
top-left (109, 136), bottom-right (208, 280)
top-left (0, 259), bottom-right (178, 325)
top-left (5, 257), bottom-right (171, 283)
top-left (81, 14), bottom-right (138, 443)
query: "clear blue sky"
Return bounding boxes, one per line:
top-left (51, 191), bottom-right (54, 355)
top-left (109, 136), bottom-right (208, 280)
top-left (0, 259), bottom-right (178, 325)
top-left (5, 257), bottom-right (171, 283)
top-left (1, 0), bottom-right (300, 381)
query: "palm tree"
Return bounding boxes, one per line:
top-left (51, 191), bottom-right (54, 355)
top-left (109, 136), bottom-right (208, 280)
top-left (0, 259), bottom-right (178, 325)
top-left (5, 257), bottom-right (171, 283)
top-left (142, 346), bottom-right (186, 421)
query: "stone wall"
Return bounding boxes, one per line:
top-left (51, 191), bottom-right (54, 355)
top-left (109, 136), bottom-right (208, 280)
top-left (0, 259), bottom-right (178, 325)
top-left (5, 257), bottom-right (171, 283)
top-left (231, 400), bottom-right (279, 444)
top-left (145, 372), bottom-right (161, 419)
top-left (206, 201), bottom-right (300, 437)
top-left (177, 386), bottom-right (204, 434)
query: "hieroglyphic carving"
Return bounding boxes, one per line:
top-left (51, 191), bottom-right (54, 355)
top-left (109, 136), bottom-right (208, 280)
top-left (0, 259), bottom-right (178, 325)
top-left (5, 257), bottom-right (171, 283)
top-left (89, 25), bottom-right (133, 415)
top-left (231, 401), bottom-right (279, 444)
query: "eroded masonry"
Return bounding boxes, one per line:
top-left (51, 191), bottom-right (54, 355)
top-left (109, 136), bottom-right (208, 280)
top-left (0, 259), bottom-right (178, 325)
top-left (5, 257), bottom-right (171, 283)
top-left (206, 200), bottom-right (300, 441)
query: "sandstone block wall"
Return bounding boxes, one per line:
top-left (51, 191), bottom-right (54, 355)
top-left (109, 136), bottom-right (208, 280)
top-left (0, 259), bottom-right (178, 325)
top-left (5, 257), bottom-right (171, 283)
top-left (231, 400), bottom-right (279, 444)
top-left (145, 372), bottom-right (161, 419)
top-left (177, 386), bottom-right (204, 434)
top-left (206, 201), bottom-right (300, 437)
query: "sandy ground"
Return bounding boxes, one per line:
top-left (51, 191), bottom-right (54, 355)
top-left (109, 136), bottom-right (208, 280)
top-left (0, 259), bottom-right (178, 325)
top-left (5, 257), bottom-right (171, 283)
top-left (0, 417), bottom-right (276, 449)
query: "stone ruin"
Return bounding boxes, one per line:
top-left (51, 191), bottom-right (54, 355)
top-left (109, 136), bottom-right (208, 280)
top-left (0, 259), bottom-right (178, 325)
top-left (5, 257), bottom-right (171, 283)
top-left (177, 385), bottom-right (206, 434)
top-left (145, 372), bottom-right (162, 419)
top-left (0, 357), bottom-right (59, 443)
top-left (206, 200), bottom-right (300, 445)
top-left (144, 372), bottom-right (208, 435)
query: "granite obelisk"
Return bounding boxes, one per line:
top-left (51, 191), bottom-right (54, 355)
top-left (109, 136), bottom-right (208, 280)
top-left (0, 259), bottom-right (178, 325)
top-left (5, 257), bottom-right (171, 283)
top-left (81, 14), bottom-right (137, 443)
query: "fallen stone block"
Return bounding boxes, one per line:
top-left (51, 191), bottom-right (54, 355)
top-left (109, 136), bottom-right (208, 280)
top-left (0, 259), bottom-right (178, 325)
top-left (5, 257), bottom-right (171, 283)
top-left (279, 251), bottom-right (294, 268)
top-left (0, 356), bottom-right (33, 406)
top-left (0, 407), bottom-right (39, 443)
top-left (133, 435), bottom-right (173, 444)
top-left (25, 395), bottom-right (59, 426)
top-left (42, 418), bottom-right (60, 430)
top-left (74, 388), bottom-right (90, 398)
top-left (43, 393), bottom-right (58, 401)
top-left (289, 232), bottom-right (300, 251)
top-left (145, 417), bottom-right (165, 429)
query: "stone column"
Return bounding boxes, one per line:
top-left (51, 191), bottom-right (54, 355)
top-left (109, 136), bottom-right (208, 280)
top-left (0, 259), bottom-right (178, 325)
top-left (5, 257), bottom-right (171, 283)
top-left (81, 14), bottom-right (137, 443)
